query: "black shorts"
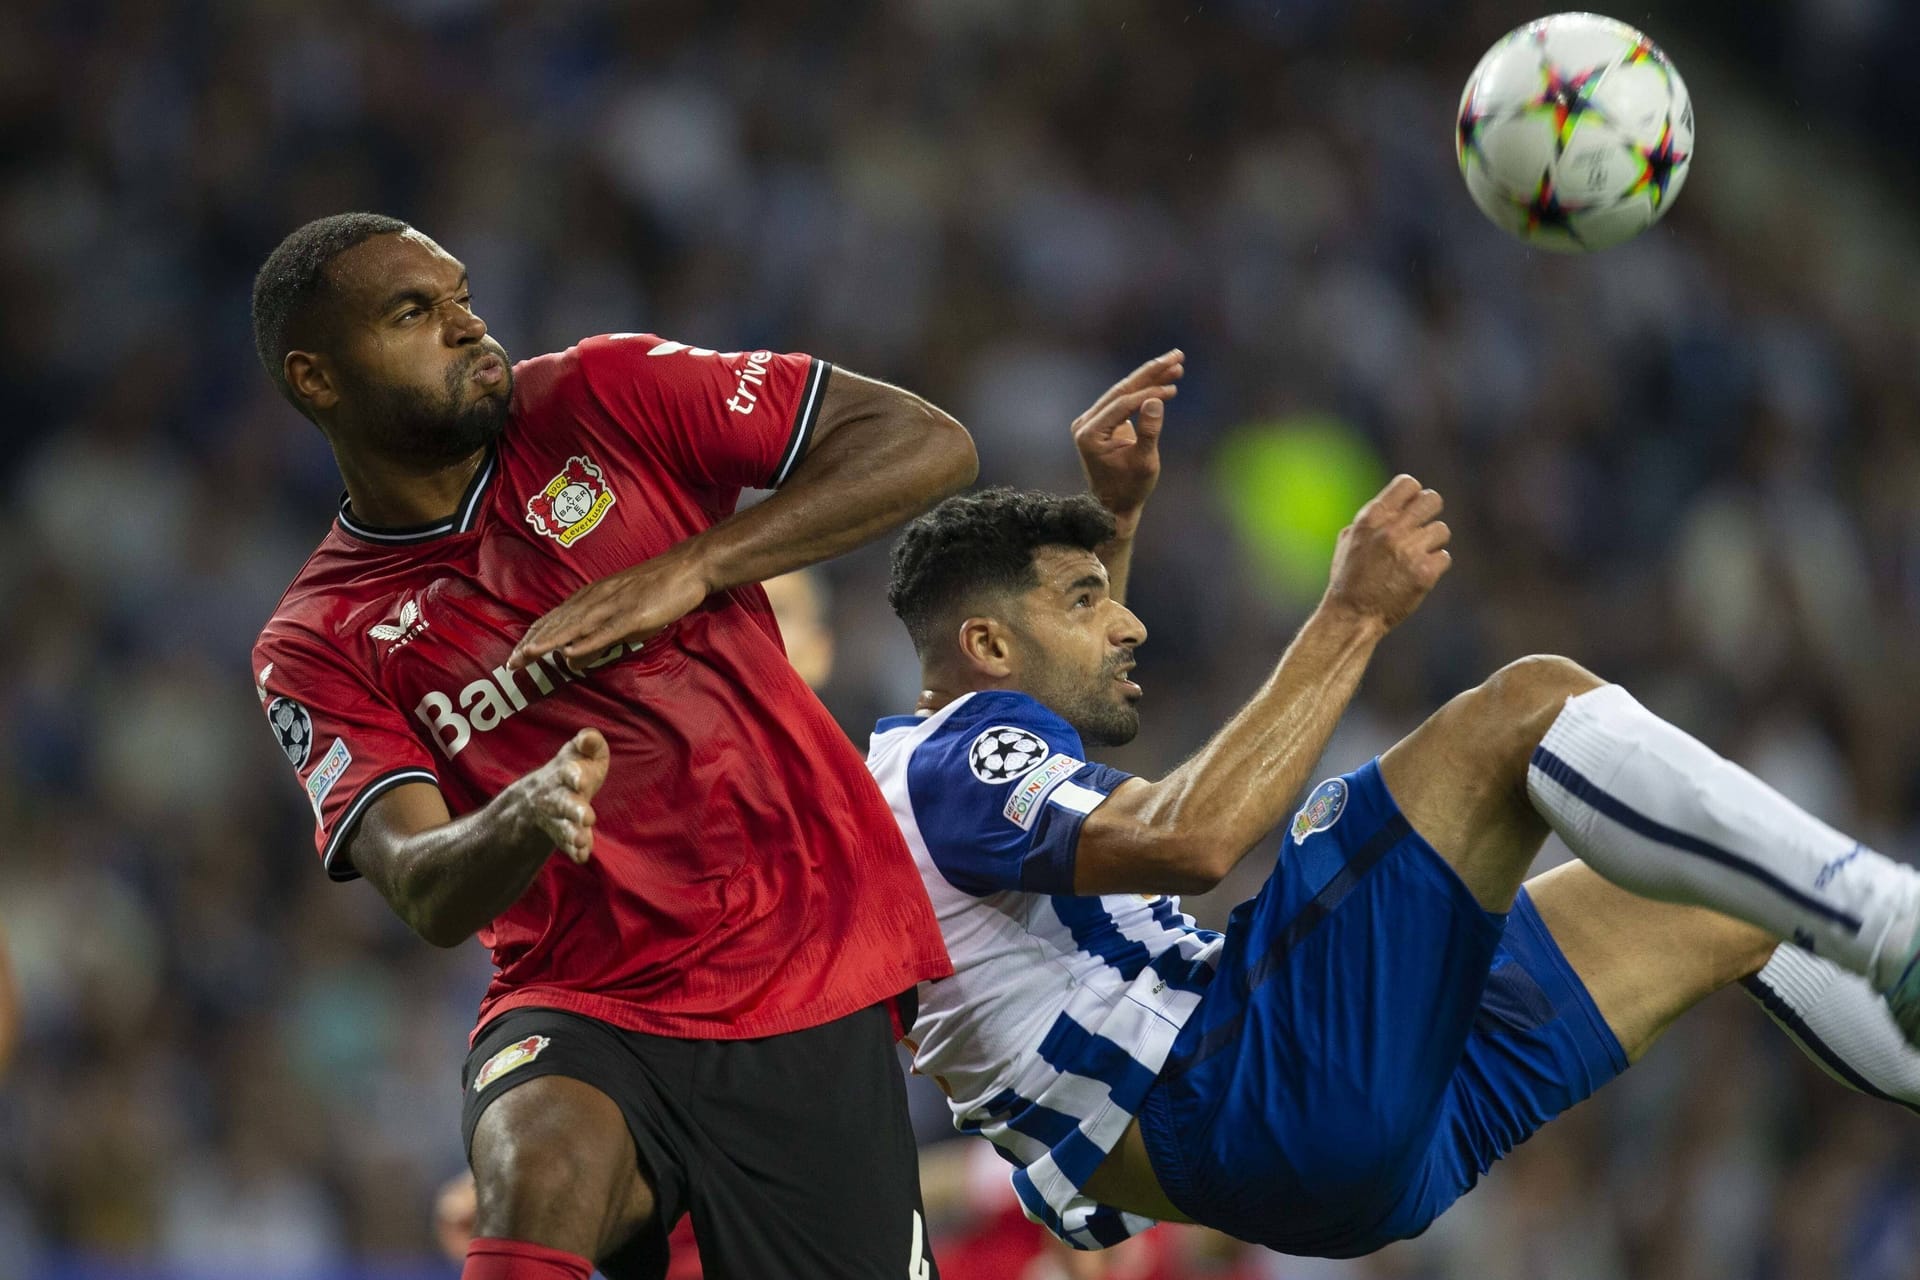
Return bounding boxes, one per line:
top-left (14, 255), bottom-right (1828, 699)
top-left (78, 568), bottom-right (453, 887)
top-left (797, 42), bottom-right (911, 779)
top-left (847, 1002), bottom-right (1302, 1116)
top-left (461, 999), bottom-right (937, 1280)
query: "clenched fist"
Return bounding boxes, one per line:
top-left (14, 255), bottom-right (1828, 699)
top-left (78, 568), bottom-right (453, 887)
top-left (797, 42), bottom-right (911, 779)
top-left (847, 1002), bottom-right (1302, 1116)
top-left (1323, 475), bottom-right (1451, 631)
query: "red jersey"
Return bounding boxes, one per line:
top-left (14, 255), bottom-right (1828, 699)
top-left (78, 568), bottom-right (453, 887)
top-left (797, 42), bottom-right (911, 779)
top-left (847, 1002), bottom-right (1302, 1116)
top-left (253, 334), bottom-right (952, 1040)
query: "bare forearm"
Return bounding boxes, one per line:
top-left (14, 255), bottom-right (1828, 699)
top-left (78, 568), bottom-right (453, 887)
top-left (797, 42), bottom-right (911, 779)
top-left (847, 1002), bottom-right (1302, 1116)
top-left (370, 782), bottom-right (561, 947)
top-left (1099, 513), bottom-right (1141, 606)
top-left (1123, 605), bottom-right (1384, 880)
top-left (683, 393), bottom-right (976, 595)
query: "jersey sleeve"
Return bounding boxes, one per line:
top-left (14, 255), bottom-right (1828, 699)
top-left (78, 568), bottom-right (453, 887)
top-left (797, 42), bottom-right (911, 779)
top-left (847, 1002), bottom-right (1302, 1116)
top-left (905, 697), bottom-right (1133, 897)
top-left (252, 636), bottom-right (441, 882)
top-left (577, 333), bottom-right (831, 493)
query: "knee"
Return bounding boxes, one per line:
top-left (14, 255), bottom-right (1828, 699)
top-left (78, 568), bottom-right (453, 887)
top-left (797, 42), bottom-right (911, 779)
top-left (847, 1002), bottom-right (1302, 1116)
top-left (1463, 655), bottom-right (1604, 756)
top-left (470, 1082), bottom-right (649, 1250)
top-left (474, 1122), bottom-right (590, 1223)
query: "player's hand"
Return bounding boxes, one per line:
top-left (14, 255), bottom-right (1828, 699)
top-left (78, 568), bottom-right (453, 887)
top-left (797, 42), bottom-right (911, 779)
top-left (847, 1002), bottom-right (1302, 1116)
top-left (507, 549), bottom-right (711, 673)
top-left (512, 729), bottom-right (610, 864)
top-left (1073, 349), bottom-right (1182, 530)
top-left (433, 1171), bottom-right (478, 1262)
top-left (1322, 475), bottom-right (1451, 631)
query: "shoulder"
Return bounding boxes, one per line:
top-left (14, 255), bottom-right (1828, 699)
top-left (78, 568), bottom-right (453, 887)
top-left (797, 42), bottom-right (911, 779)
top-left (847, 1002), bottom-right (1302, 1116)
top-left (927, 691), bottom-right (1080, 755)
top-left (252, 539), bottom-right (389, 682)
top-left (504, 342), bottom-right (592, 421)
top-left (909, 691), bottom-right (1085, 788)
top-left (502, 335), bottom-right (682, 422)
top-left (568, 332), bottom-right (682, 389)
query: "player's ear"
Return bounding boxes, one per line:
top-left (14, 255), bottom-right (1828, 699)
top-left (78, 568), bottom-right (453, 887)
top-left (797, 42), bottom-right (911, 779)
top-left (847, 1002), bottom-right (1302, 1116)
top-left (956, 616), bottom-right (1015, 681)
top-left (285, 350), bottom-right (341, 416)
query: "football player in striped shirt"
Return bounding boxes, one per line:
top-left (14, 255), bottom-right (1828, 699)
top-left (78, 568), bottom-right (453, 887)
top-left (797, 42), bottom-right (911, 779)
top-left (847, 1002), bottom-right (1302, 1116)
top-left (872, 351), bottom-right (1920, 1257)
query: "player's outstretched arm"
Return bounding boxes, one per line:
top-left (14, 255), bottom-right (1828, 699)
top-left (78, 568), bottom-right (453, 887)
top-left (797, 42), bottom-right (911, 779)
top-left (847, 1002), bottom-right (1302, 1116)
top-left (346, 730), bottom-right (611, 947)
top-left (1073, 350), bottom-right (1182, 606)
top-left (1073, 476), bottom-right (1451, 896)
top-left (509, 369), bottom-right (976, 671)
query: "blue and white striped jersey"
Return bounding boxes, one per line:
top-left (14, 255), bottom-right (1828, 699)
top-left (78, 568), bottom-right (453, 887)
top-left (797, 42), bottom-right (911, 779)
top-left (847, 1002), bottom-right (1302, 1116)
top-left (868, 690), bottom-right (1223, 1249)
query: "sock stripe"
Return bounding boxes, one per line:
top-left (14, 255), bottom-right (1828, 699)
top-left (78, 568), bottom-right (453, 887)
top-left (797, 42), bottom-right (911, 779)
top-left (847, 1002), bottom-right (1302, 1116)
top-left (1530, 746), bottom-right (1864, 935)
top-left (1741, 974), bottom-right (1920, 1117)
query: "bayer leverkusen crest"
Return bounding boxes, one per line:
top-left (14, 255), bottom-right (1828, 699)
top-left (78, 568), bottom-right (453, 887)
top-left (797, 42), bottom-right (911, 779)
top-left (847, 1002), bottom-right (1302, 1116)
top-left (526, 455), bottom-right (616, 547)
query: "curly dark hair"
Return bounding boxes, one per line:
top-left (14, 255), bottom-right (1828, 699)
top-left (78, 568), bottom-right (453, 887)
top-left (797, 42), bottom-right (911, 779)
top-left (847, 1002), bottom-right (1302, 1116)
top-left (888, 487), bottom-right (1116, 657)
top-left (251, 212), bottom-right (410, 416)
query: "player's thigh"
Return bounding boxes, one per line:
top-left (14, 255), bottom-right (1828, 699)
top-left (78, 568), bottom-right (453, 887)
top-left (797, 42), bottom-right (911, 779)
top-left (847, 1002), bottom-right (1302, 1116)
top-left (1525, 859), bottom-right (1775, 1061)
top-left (1379, 655), bottom-right (1604, 909)
top-left (688, 1002), bottom-right (937, 1280)
top-left (462, 1010), bottom-right (680, 1270)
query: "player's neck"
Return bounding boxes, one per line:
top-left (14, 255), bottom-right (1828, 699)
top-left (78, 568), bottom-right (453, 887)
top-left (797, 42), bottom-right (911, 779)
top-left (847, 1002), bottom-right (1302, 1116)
top-left (915, 675), bottom-right (1010, 716)
top-left (914, 685), bottom-right (957, 715)
top-left (336, 445), bottom-right (488, 529)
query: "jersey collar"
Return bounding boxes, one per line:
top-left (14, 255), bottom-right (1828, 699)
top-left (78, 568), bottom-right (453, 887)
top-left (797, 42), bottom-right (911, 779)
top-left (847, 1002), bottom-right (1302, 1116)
top-left (336, 447), bottom-right (498, 546)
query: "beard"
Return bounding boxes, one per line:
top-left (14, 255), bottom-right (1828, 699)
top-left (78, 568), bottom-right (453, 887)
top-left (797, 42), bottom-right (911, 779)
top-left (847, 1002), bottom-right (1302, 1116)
top-left (352, 346), bottom-right (513, 469)
top-left (1033, 651), bottom-right (1142, 748)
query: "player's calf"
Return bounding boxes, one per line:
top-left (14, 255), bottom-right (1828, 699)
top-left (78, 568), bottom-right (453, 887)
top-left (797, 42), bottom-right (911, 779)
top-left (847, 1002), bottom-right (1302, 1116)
top-left (1525, 681), bottom-right (1920, 1041)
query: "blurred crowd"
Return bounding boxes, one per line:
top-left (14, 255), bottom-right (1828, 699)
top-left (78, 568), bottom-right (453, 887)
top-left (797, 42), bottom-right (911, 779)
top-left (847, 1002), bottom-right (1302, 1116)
top-left (4, 0), bottom-right (1920, 1276)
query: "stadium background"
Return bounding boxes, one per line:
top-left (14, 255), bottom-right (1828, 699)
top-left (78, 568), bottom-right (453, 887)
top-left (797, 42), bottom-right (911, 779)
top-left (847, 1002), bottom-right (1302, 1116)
top-left (4, 0), bottom-right (1920, 1276)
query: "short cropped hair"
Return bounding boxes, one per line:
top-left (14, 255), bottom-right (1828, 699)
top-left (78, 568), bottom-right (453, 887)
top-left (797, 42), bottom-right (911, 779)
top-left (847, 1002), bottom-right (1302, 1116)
top-left (887, 487), bottom-right (1116, 657)
top-left (251, 212), bottom-right (410, 413)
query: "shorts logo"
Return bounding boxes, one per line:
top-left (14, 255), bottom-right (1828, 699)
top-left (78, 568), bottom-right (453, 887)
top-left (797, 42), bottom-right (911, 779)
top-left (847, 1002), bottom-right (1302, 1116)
top-left (1290, 777), bottom-right (1348, 842)
top-left (305, 737), bottom-right (352, 819)
top-left (1002, 753), bottom-right (1084, 829)
top-left (968, 726), bottom-right (1050, 783)
top-left (526, 455), bottom-right (616, 547)
top-left (267, 696), bottom-right (312, 769)
top-left (475, 1034), bottom-right (551, 1091)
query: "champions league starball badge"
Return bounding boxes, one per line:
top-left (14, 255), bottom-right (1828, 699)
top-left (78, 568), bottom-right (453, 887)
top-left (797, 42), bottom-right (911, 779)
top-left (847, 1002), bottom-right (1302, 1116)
top-left (968, 726), bottom-right (1050, 784)
top-left (268, 696), bottom-right (313, 769)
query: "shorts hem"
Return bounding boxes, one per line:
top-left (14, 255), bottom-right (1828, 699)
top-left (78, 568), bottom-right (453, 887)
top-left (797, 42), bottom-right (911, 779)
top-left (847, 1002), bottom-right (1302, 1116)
top-left (1137, 1075), bottom-right (1201, 1220)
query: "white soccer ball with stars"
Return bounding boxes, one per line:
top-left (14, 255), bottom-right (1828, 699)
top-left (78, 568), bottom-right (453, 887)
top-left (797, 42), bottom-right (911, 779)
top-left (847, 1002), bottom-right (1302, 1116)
top-left (1456, 12), bottom-right (1693, 252)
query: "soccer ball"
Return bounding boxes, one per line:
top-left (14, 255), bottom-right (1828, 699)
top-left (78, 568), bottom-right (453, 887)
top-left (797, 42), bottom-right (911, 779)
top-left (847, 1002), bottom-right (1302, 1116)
top-left (1456, 13), bottom-right (1693, 252)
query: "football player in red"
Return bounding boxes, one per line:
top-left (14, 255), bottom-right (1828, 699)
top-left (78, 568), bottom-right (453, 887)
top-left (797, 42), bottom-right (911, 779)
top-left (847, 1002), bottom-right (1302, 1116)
top-left (249, 214), bottom-right (974, 1280)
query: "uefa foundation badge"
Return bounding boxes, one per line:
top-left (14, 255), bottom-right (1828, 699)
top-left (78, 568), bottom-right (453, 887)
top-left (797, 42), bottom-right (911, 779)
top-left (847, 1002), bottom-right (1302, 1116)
top-left (1290, 777), bottom-right (1348, 842)
top-left (526, 455), bottom-right (616, 547)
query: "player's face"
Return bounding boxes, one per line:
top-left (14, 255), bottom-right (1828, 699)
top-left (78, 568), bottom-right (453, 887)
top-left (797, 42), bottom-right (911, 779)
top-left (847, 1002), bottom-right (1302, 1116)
top-left (321, 230), bottom-right (514, 467)
top-left (1007, 546), bottom-right (1147, 747)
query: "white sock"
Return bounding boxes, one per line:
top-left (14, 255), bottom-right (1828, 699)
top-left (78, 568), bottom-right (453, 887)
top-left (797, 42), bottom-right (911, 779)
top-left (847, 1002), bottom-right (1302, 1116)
top-left (1746, 944), bottom-right (1920, 1111)
top-left (1527, 684), bottom-right (1920, 989)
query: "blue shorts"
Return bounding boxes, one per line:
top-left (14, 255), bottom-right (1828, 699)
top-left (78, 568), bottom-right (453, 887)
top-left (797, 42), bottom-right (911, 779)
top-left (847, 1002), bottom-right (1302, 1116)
top-left (1137, 760), bottom-right (1627, 1258)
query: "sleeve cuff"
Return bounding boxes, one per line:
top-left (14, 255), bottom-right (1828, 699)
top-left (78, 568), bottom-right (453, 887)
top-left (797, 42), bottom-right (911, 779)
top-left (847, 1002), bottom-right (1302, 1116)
top-left (766, 358), bottom-right (831, 488)
top-left (319, 768), bottom-right (441, 882)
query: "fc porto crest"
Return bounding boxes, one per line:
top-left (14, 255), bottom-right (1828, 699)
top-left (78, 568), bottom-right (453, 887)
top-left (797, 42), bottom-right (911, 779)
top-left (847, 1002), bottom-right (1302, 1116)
top-left (526, 455), bottom-right (616, 547)
top-left (1290, 777), bottom-right (1348, 842)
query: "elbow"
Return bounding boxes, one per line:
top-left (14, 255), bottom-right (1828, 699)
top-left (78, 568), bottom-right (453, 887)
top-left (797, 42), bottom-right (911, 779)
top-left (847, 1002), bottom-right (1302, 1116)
top-left (926, 405), bottom-right (977, 497)
top-left (388, 877), bottom-right (472, 948)
top-left (409, 906), bottom-right (472, 949)
top-left (1164, 847), bottom-right (1231, 895)
top-left (1130, 798), bottom-right (1234, 894)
